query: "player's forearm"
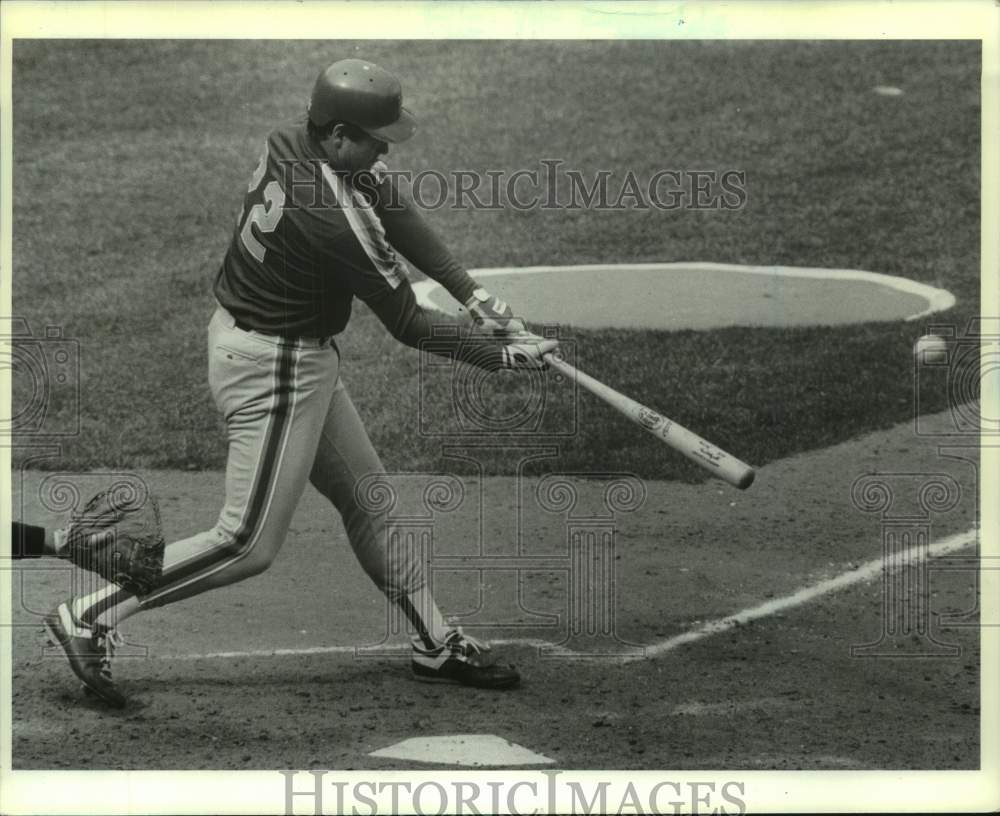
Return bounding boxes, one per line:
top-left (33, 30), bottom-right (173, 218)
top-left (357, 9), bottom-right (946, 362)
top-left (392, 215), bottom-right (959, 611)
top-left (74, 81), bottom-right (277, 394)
top-left (388, 304), bottom-right (505, 371)
top-left (361, 278), bottom-right (502, 370)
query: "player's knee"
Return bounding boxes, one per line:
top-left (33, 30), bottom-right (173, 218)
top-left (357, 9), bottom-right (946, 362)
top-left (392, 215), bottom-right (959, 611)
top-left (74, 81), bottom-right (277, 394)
top-left (212, 527), bottom-right (278, 578)
top-left (342, 497), bottom-right (386, 534)
top-left (239, 551), bottom-right (274, 578)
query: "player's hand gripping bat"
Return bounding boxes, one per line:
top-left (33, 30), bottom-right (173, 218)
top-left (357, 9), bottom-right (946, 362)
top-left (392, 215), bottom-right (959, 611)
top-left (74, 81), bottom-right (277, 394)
top-left (543, 350), bottom-right (755, 490)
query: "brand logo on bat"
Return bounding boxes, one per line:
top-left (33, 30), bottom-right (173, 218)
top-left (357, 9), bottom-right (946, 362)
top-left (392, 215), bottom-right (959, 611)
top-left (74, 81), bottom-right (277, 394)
top-left (637, 407), bottom-right (665, 431)
top-left (696, 441), bottom-right (724, 464)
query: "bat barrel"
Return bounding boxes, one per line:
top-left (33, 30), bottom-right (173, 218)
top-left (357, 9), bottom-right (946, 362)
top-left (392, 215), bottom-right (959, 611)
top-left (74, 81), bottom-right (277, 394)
top-left (544, 352), bottom-right (756, 490)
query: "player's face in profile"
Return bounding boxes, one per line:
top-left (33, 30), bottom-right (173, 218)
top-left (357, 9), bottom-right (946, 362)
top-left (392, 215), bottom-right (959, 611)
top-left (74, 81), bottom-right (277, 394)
top-left (326, 127), bottom-right (388, 173)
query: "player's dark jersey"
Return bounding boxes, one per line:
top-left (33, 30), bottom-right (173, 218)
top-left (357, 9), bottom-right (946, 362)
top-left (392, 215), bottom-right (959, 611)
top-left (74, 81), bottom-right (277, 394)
top-left (214, 120), bottom-right (498, 366)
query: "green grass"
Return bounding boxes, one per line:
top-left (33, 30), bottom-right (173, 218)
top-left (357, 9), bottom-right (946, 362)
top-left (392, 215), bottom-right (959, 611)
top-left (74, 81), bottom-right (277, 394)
top-left (11, 40), bottom-right (980, 479)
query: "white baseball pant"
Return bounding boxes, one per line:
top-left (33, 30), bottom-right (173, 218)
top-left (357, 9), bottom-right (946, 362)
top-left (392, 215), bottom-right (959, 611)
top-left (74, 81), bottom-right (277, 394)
top-left (73, 305), bottom-right (424, 630)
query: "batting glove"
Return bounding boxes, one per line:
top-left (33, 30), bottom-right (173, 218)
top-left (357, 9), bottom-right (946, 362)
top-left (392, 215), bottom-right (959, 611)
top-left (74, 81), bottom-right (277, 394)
top-left (501, 336), bottom-right (559, 370)
top-left (464, 288), bottom-right (528, 338)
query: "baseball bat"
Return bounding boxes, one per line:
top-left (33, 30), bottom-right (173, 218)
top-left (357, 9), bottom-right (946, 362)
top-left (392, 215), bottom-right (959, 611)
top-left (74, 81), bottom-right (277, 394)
top-left (544, 351), bottom-right (755, 490)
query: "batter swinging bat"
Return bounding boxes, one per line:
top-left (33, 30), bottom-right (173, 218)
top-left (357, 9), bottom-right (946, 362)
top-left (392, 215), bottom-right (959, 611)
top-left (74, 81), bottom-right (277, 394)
top-left (544, 351), bottom-right (756, 490)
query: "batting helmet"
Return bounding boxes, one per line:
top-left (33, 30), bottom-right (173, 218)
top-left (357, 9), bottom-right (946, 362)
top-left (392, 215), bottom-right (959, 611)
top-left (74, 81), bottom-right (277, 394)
top-left (308, 59), bottom-right (417, 143)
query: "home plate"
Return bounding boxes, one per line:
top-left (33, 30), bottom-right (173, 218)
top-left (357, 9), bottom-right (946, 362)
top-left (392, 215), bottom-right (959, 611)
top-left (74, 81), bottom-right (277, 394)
top-left (369, 735), bottom-right (554, 766)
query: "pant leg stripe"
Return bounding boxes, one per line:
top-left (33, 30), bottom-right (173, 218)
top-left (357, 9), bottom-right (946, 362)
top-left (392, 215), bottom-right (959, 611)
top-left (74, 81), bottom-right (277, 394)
top-left (79, 585), bottom-right (132, 627)
top-left (135, 341), bottom-right (299, 606)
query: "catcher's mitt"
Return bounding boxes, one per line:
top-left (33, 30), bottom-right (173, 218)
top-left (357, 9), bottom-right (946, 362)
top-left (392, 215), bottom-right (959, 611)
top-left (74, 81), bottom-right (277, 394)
top-left (65, 488), bottom-right (166, 596)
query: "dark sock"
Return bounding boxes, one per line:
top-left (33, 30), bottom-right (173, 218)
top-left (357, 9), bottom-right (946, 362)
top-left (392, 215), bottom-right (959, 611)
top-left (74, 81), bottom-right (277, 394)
top-left (396, 594), bottom-right (438, 650)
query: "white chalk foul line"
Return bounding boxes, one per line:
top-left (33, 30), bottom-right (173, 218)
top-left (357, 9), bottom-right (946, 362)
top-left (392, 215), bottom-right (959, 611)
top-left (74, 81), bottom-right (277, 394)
top-left (163, 638), bottom-right (570, 662)
top-left (633, 526), bottom-right (978, 661)
top-left (161, 528), bottom-right (976, 663)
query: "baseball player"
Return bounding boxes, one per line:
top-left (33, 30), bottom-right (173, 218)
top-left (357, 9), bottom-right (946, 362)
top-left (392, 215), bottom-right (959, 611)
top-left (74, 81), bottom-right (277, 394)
top-left (44, 58), bottom-right (557, 707)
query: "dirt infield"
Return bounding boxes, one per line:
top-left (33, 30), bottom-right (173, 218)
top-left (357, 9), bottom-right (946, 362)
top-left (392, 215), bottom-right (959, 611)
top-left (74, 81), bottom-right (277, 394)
top-left (9, 409), bottom-right (979, 770)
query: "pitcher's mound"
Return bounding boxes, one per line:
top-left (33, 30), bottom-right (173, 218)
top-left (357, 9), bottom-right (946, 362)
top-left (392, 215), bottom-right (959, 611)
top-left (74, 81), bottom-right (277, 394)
top-left (412, 262), bottom-right (955, 330)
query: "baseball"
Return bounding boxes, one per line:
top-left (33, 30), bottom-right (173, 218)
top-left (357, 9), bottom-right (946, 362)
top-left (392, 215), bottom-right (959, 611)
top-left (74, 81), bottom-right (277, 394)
top-left (914, 334), bottom-right (948, 358)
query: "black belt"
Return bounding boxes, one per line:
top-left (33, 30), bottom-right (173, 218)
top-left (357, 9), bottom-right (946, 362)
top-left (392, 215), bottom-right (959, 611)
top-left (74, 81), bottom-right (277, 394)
top-left (233, 316), bottom-right (333, 346)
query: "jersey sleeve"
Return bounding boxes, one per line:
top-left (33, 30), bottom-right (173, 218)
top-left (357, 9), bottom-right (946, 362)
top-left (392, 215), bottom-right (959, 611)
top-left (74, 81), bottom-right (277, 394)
top-left (371, 174), bottom-right (479, 305)
top-left (323, 173), bottom-right (503, 371)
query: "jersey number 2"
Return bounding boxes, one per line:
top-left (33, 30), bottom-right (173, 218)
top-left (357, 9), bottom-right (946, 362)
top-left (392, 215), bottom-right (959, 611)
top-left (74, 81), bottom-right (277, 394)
top-left (239, 147), bottom-right (286, 263)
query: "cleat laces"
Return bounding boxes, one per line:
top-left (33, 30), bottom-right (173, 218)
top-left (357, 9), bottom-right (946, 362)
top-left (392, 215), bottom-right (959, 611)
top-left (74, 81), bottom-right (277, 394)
top-left (446, 627), bottom-right (488, 657)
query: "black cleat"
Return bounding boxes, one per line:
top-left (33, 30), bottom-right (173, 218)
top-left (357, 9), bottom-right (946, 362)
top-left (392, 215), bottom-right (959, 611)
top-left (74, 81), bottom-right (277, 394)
top-left (411, 629), bottom-right (520, 690)
top-left (44, 603), bottom-right (127, 708)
